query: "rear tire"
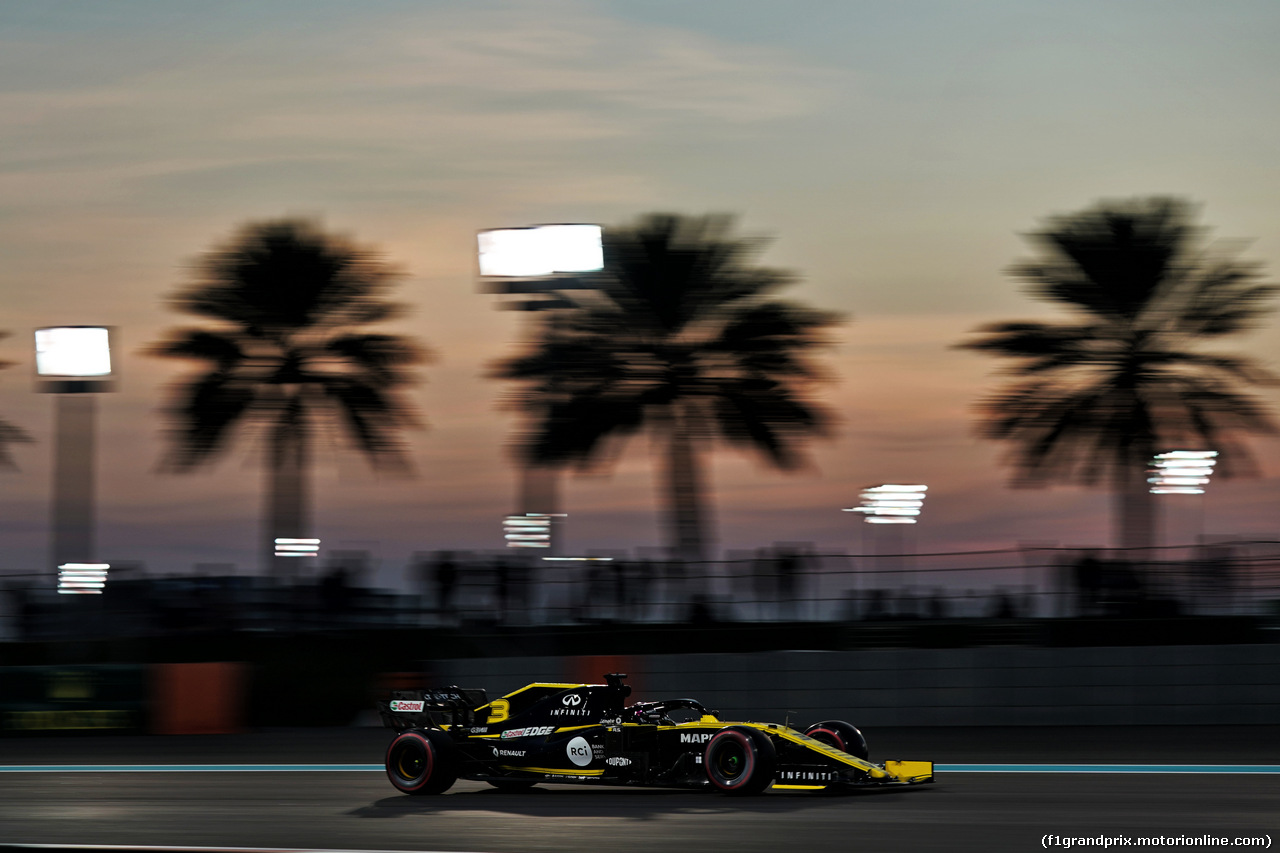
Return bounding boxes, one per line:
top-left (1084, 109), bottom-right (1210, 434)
top-left (385, 729), bottom-right (458, 795)
top-left (704, 726), bottom-right (776, 795)
top-left (804, 720), bottom-right (868, 760)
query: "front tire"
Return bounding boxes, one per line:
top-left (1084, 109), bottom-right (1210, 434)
top-left (704, 726), bottom-right (776, 795)
top-left (804, 720), bottom-right (868, 760)
top-left (385, 729), bottom-right (458, 795)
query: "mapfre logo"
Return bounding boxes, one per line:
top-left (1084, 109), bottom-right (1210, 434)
top-left (680, 732), bottom-right (714, 744)
top-left (566, 736), bottom-right (592, 767)
top-left (562, 694), bottom-right (583, 706)
top-left (389, 700), bottom-right (424, 713)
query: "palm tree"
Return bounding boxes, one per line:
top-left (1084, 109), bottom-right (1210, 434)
top-left (494, 213), bottom-right (840, 560)
top-left (151, 219), bottom-right (428, 575)
top-left (0, 331), bottom-right (33, 468)
top-left (958, 197), bottom-right (1277, 552)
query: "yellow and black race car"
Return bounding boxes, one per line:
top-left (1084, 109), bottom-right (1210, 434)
top-left (377, 673), bottom-right (933, 796)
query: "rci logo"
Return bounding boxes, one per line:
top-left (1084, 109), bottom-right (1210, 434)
top-left (566, 736), bottom-right (592, 767)
top-left (680, 732), bottom-right (714, 744)
top-left (562, 694), bottom-right (583, 706)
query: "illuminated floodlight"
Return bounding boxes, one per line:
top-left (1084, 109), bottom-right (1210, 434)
top-left (843, 484), bottom-right (928, 524)
top-left (275, 537), bottom-right (320, 557)
top-left (1149, 450), bottom-right (1218, 495)
top-left (502, 513), bottom-right (566, 549)
top-left (57, 562), bottom-right (109, 594)
top-left (35, 327), bottom-right (112, 377)
top-left (478, 224), bottom-right (603, 278)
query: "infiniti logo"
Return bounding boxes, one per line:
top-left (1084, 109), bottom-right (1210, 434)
top-left (562, 694), bottom-right (583, 706)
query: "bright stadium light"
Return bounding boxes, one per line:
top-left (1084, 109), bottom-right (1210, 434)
top-left (1149, 450), bottom-right (1218, 495)
top-left (57, 562), bottom-right (109, 594)
top-left (274, 537), bottom-right (320, 557)
top-left (35, 327), bottom-right (112, 378)
top-left (843, 484), bottom-right (928, 524)
top-left (478, 224), bottom-right (603, 278)
top-left (503, 513), bottom-right (565, 549)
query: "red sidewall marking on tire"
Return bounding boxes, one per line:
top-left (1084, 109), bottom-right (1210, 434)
top-left (808, 728), bottom-right (844, 752)
top-left (707, 731), bottom-right (755, 791)
top-left (388, 732), bottom-right (433, 792)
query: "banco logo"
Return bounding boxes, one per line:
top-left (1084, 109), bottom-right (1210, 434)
top-left (680, 732), bottom-right (714, 744)
top-left (566, 736), bottom-right (592, 767)
top-left (562, 694), bottom-right (583, 706)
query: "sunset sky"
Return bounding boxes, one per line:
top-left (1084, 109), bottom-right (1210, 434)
top-left (3, 1), bottom-right (1279, 588)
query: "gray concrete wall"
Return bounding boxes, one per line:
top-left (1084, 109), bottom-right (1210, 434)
top-left (431, 644), bottom-right (1280, 727)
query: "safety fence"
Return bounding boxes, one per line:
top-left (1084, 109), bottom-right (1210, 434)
top-left (431, 646), bottom-right (1280, 727)
top-left (2, 540), bottom-right (1279, 640)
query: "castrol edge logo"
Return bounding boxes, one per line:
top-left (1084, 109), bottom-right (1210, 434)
top-left (389, 700), bottom-right (425, 713)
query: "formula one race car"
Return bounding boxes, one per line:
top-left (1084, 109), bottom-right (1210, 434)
top-left (377, 673), bottom-right (933, 796)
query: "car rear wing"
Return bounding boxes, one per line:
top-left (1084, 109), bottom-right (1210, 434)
top-left (377, 687), bottom-right (489, 732)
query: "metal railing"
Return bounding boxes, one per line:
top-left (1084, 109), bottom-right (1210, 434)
top-left (2, 540), bottom-right (1278, 640)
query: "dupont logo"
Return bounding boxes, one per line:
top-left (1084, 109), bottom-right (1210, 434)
top-left (680, 732), bottom-right (714, 744)
top-left (389, 700), bottom-right (424, 713)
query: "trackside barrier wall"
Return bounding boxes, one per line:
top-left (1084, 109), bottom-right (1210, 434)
top-left (151, 662), bottom-right (246, 734)
top-left (429, 645), bottom-right (1280, 726)
top-left (0, 664), bottom-right (147, 734)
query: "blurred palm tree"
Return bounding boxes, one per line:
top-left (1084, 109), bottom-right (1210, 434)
top-left (958, 197), bottom-right (1277, 551)
top-left (0, 331), bottom-right (34, 468)
top-left (151, 219), bottom-right (429, 574)
top-left (493, 213), bottom-right (841, 560)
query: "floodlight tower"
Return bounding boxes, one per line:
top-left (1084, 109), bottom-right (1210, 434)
top-left (477, 223), bottom-right (605, 555)
top-left (843, 484), bottom-right (928, 581)
top-left (1149, 450), bottom-right (1218, 495)
top-left (34, 326), bottom-right (115, 590)
top-left (1149, 450), bottom-right (1218, 545)
top-left (844, 484), bottom-right (929, 525)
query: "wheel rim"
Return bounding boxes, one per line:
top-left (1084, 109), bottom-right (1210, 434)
top-left (390, 736), bottom-right (429, 784)
top-left (710, 735), bottom-right (751, 785)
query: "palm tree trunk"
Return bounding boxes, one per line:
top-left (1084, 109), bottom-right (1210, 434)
top-left (663, 404), bottom-right (710, 562)
top-left (1113, 459), bottom-right (1155, 552)
top-left (265, 405), bottom-right (311, 578)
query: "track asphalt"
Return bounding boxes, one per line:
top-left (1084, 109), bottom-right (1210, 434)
top-left (1, 727), bottom-right (1277, 853)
